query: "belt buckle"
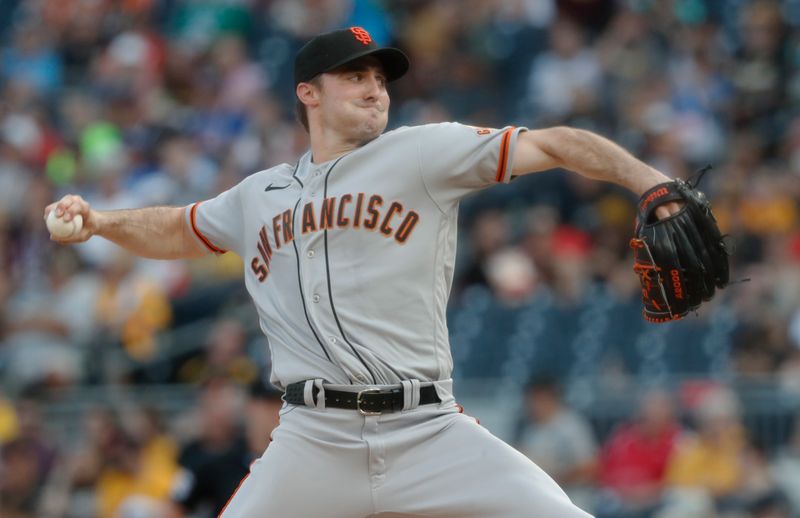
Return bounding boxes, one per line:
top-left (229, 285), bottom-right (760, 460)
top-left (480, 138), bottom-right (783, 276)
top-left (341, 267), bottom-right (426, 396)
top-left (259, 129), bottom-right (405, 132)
top-left (356, 388), bottom-right (382, 416)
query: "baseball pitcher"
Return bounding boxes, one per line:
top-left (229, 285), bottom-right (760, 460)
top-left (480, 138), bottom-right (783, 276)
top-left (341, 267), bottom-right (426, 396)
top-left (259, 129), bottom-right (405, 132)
top-left (46, 27), bottom-right (689, 517)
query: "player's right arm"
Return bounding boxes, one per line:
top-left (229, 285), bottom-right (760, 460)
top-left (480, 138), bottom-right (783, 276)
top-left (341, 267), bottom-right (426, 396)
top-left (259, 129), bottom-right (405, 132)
top-left (44, 194), bottom-right (208, 260)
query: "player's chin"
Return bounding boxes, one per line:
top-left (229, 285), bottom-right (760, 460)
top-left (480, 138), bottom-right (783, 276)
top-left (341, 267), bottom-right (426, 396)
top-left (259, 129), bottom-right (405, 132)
top-left (354, 120), bottom-right (387, 144)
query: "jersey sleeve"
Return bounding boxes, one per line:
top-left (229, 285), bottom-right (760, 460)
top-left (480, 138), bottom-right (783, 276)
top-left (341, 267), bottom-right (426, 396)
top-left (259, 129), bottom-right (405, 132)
top-left (417, 122), bottom-right (527, 210)
top-left (185, 183), bottom-right (245, 256)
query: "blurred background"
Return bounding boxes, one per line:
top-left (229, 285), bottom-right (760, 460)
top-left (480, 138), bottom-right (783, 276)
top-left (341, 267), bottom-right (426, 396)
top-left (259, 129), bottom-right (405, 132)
top-left (1, 0), bottom-right (800, 517)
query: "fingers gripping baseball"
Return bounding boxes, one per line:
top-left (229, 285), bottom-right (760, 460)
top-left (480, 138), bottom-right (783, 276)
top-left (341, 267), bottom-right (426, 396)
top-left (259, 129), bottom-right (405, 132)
top-left (43, 194), bottom-right (96, 243)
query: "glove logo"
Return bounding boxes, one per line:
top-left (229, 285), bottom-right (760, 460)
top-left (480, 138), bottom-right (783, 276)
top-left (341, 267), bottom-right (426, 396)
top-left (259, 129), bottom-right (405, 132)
top-left (640, 186), bottom-right (668, 211)
top-left (670, 269), bottom-right (684, 299)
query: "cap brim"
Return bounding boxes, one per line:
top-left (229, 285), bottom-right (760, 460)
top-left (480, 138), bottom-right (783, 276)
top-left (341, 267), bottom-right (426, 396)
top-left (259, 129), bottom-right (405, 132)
top-left (321, 47), bottom-right (409, 82)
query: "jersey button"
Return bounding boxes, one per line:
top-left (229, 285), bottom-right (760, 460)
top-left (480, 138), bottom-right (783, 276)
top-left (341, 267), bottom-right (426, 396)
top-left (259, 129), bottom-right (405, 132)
top-left (328, 336), bottom-right (338, 344)
top-left (312, 294), bottom-right (320, 303)
top-left (307, 250), bottom-right (315, 258)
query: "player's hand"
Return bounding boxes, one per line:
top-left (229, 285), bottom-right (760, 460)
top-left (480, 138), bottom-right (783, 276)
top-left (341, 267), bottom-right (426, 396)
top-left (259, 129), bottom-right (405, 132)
top-left (654, 201), bottom-right (682, 220)
top-left (43, 194), bottom-right (98, 244)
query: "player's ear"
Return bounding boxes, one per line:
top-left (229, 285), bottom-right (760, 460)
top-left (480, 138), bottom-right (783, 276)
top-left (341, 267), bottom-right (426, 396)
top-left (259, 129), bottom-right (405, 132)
top-left (296, 81), bottom-right (321, 108)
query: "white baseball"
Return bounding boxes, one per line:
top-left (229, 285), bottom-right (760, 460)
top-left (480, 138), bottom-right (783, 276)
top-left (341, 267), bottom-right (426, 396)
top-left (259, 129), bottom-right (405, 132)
top-left (46, 211), bottom-right (83, 239)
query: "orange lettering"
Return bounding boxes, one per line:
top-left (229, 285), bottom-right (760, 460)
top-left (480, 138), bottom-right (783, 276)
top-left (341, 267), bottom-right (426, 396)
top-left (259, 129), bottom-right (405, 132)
top-left (337, 194), bottom-right (352, 227)
top-left (670, 269), bottom-right (683, 299)
top-left (380, 202), bottom-right (403, 236)
top-left (353, 193), bottom-right (365, 228)
top-left (302, 202), bottom-right (317, 234)
top-left (395, 211), bottom-right (419, 243)
top-left (364, 195), bottom-right (383, 230)
top-left (272, 214), bottom-right (282, 249)
top-left (282, 209), bottom-right (293, 244)
top-left (251, 257), bottom-right (268, 282)
top-left (320, 197), bottom-right (336, 230)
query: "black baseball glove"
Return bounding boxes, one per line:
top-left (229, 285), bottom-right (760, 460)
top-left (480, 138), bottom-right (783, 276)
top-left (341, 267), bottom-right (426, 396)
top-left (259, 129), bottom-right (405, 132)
top-left (630, 172), bottom-right (730, 323)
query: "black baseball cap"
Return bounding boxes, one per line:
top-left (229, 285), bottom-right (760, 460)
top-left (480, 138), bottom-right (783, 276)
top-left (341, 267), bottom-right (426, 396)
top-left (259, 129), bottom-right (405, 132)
top-left (294, 27), bottom-right (409, 86)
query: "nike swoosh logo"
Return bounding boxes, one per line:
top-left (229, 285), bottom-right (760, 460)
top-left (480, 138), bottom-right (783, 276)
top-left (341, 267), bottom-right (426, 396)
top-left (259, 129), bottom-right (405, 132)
top-left (264, 183), bottom-right (291, 192)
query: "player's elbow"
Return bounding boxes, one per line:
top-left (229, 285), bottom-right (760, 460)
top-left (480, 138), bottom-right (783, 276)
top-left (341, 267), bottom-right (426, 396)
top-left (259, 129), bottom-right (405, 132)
top-left (537, 126), bottom-right (587, 154)
top-left (180, 225), bottom-right (212, 259)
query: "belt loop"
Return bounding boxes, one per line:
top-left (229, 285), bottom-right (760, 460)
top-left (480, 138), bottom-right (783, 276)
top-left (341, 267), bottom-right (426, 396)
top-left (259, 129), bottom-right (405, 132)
top-left (401, 379), bottom-right (421, 410)
top-left (313, 379), bottom-right (326, 409)
top-left (303, 379), bottom-right (326, 409)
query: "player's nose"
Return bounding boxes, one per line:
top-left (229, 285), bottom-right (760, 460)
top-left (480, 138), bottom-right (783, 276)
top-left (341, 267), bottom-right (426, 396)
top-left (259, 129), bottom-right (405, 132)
top-left (362, 74), bottom-right (384, 100)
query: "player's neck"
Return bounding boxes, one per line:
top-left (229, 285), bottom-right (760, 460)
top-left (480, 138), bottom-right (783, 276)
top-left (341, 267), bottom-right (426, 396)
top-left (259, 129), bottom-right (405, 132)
top-left (308, 126), bottom-right (375, 164)
top-left (309, 134), bottom-right (357, 164)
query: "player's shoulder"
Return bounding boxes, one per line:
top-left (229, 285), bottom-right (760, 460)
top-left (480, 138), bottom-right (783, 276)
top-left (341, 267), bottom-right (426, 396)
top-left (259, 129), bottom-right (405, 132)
top-left (384, 122), bottom-right (461, 134)
top-left (385, 122), bottom-right (495, 138)
top-left (376, 122), bottom-right (473, 144)
top-left (238, 163), bottom-right (296, 187)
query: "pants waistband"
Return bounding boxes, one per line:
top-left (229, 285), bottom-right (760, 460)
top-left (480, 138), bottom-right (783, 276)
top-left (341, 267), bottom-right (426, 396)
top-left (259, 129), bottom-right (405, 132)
top-left (284, 379), bottom-right (441, 414)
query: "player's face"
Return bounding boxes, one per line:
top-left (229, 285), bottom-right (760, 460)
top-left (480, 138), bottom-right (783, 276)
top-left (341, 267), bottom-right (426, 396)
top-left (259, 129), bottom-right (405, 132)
top-left (318, 58), bottom-right (390, 145)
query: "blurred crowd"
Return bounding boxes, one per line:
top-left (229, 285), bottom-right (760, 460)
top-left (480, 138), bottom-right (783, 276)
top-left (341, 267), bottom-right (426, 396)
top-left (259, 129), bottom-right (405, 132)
top-left (0, 0), bottom-right (800, 516)
top-left (0, 377), bottom-right (284, 518)
top-left (514, 378), bottom-right (800, 518)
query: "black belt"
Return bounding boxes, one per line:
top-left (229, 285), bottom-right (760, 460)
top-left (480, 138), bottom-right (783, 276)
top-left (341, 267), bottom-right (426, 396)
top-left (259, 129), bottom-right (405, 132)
top-left (284, 381), bottom-right (441, 415)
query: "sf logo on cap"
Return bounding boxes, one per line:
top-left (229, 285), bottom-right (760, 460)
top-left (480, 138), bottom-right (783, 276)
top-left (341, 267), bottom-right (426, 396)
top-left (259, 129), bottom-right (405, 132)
top-left (350, 26), bottom-right (372, 45)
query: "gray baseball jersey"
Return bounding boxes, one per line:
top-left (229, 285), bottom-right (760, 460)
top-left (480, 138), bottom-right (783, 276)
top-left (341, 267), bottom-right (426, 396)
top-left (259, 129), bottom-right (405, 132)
top-left (187, 122), bottom-right (524, 389)
top-left (185, 122), bottom-right (595, 518)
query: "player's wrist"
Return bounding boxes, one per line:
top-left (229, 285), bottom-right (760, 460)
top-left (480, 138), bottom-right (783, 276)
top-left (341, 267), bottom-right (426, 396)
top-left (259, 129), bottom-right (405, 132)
top-left (88, 210), bottom-right (109, 237)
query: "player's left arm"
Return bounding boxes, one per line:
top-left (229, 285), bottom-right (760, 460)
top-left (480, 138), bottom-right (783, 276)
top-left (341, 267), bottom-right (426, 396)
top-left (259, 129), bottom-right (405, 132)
top-left (511, 126), bottom-right (678, 217)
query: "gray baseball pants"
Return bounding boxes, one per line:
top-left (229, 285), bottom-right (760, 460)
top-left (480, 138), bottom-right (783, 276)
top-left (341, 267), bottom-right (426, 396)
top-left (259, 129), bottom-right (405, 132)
top-left (219, 380), bottom-right (593, 517)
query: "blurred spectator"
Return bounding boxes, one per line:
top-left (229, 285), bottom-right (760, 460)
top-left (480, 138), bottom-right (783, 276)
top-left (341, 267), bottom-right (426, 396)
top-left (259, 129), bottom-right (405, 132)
top-left (666, 22), bottom-right (730, 165)
top-left (548, 225), bottom-right (593, 306)
top-left (456, 210), bottom-right (511, 292)
top-left (0, 398), bottom-right (57, 517)
top-left (1, 20), bottom-right (63, 97)
top-left (94, 431), bottom-right (170, 518)
top-left (67, 407), bottom-right (125, 513)
top-left (175, 317), bottom-right (259, 386)
top-left (243, 378), bottom-right (283, 463)
top-left (0, 438), bottom-right (46, 517)
top-left (13, 399), bottom-right (58, 476)
top-left (212, 34), bottom-right (267, 114)
top-left (170, 378), bottom-right (281, 518)
top-left (124, 406), bottom-right (180, 487)
top-left (526, 16), bottom-right (602, 124)
top-left (735, 442), bottom-right (791, 518)
top-left (94, 250), bottom-right (172, 366)
top-left (597, 7), bottom-right (665, 116)
top-left (596, 390), bottom-right (681, 518)
top-left (771, 416), bottom-right (800, 515)
top-left (516, 377), bottom-right (598, 512)
top-left (661, 386), bottom-right (747, 515)
top-left (730, 0), bottom-right (788, 142)
top-left (58, 404), bottom-right (176, 518)
top-left (154, 133), bottom-right (218, 206)
top-left (228, 93), bottom-right (308, 172)
top-left (485, 247), bottom-right (538, 307)
top-left (1, 246), bottom-right (97, 390)
top-left (0, 393), bottom-right (18, 444)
